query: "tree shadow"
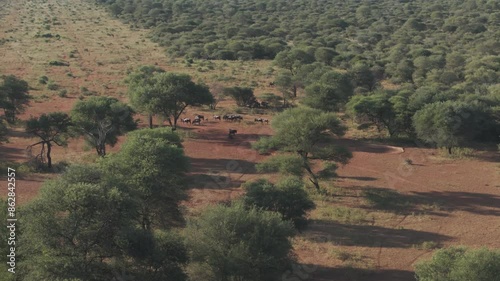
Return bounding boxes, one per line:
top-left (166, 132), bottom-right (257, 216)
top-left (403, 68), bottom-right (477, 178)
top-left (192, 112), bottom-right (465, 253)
top-left (296, 265), bottom-right (415, 281)
top-left (412, 190), bottom-right (500, 216)
top-left (358, 186), bottom-right (500, 217)
top-left (474, 150), bottom-right (500, 163)
top-left (304, 220), bottom-right (451, 248)
top-left (186, 173), bottom-right (245, 190)
top-left (338, 176), bottom-right (377, 181)
top-left (0, 145), bottom-right (26, 162)
top-left (336, 139), bottom-right (404, 154)
top-left (189, 157), bottom-right (257, 175)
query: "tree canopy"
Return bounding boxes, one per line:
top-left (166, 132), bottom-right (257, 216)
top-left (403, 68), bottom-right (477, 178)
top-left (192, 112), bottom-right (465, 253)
top-left (185, 203), bottom-right (295, 281)
top-left (253, 107), bottom-right (352, 190)
top-left (19, 128), bottom-right (191, 281)
top-left (0, 75), bottom-right (30, 123)
top-left (415, 247), bottom-right (500, 281)
top-left (71, 96), bottom-right (137, 156)
top-left (141, 72), bottom-right (214, 130)
top-left (25, 112), bottom-right (72, 169)
top-left (126, 65), bottom-right (166, 128)
top-left (242, 177), bottom-right (315, 229)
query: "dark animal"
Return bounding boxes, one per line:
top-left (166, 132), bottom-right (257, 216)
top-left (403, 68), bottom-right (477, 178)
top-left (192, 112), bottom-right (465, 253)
top-left (269, 82), bottom-right (275, 86)
top-left (263, 119), bottom-right (269, 124)
top-left (223, 114), bottom-right (243, 122)
top-left (181, 118), bottom-right (191, 124)
top-left (195, 114), bottom-right (205, 120)
top-left (213, 115), bottom-right (221, 120)
top-left (228, 129), bottom-right (237, 138)
top-left (254, 118), bottom-right (264, 123)
top-left (192, 118), bottom-right (201, 125)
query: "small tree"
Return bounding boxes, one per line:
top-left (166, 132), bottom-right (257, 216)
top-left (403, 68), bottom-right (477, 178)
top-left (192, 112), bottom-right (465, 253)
top-left (415, 247), bottom-right (500, 281)
top-left (253, 107), bottom-right (352, 190)
top-left (413, 101), bottom-right (498, 154)
top-left (25, 112), bottom-right (72, 169)
top-left (71, 96), bottom-right (137, 156)
top-left (0, 75), bottom-right (31, 123)
top-left (148, 72), bottom-right (214, 130)
top-left (242, 177), bottom-right (315, 229)
top-left (260, 92), bottom-right (283, 108)
top-left (126, 65), bottom-right (166, 128)
top-left (346, 92), bottom-right (398, 137)
top-left (223, 86), bottom-right (255, 107)
top-left (101, 128), bottom-right (189, 230)
top-left (18, 164), bottom-right (189, 281)
top-left (185, 203), bottom-right (295, 281)
top-left (208, 82), bottom-right (226, 110)
top-left (302, 70), bottom-right (354, 112)
top-left (349, 63), bottom-right (376, 91)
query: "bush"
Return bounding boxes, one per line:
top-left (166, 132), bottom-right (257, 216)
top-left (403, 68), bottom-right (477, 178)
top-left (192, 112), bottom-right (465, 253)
top-left (58, 89), bottom-right (68, 97)
top-left (185, 203), bottom-right (295, 281)
top-left (242, 177), bottom-right (315, 228)
top-left (38, 75), bottom-right (49, 84)
top-left (47, 81), bottom-right (58, 90)
top-left (256, 154), bottom-right (304, 176)
top-left (251, 136), bottom-right (279, 154)
top-left (415, 247), bottom-right (500, 281)
top-left (48, 60), bottom-right (69, 66)
top-left (223, 86), bottom-right (256, 107)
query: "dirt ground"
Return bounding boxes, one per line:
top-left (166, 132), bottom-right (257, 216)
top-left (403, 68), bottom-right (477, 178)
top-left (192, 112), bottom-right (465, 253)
top-left (1, 0), bottom-right (500, 280)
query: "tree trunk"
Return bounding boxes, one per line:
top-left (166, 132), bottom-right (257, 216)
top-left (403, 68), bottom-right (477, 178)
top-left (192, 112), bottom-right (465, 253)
top-left (46, 141), bottom-right (52, 169)
top-left (148, 114), bottom-right (153, 129)
top-left (448, 147), bottom-right (452, 154)
top-left (301, 156), bottom-right (320, 190)
top-left (96, 143), bottom-right (106, 157)
top-left (172, 118), bottom-right (177, 131)
top-left (292, 84), bottom-right (297, 98)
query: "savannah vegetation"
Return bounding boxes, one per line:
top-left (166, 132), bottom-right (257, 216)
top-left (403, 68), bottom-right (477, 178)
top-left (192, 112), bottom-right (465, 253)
top-left (0, 0), bottom-right (499, 280)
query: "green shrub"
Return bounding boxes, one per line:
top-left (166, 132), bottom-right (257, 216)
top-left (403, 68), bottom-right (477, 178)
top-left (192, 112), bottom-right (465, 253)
top-left (38, 76), bottom-right (49, 84)
top-left (58, 89), bottom-right (68, 97)
top-left (255, 154), bottom-right (304, 176)
top-left (48, 60), bottom-right (69, 66)
top-left (415, 247), bottom-right (500, 281)
top-left (47, 81), bottom-right (58, 90)
top-left (185, 203), bottom-right (295, 281)
top-left (242, 177), bottom-right (315, 229)
top-left (318, 206), bottom-right (370, 225)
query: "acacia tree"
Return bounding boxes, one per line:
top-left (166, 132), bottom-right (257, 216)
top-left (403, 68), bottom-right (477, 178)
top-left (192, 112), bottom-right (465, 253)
top-left (208, 82), bottom-right (226, 110)
top-left (302, 70), bottom-right (354, 112)
top-left (253, 107), bottom-right (352, 190)
top-left (273, 48), bottom-right (315, 98)
top-left (223, 86), bottom-right (255, 107)
top-left (415, 247), bottom-right (500, 281)
top-left (25, 112), bottom-right (72, 169)
top-left (101, 128), bottom-right (189, 230)
top-left (185, 203), bottom-right (295, 281)
top-left (242, 177), bottom-right (315, 229)
top-left (148, 72), bottom-right (214, 130)
top-left (413, 100), bottom-right (498, 154)
top-left (126, 65), bottom-right (166, 128)
top-left (71, 96), bottom-right (136, 156)
top-left (19, 164), bottom-right (189, 281)
top-left (346, 92), bottom-right (399, 137)
top-left (0, 75), bottom-right (31, 123)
